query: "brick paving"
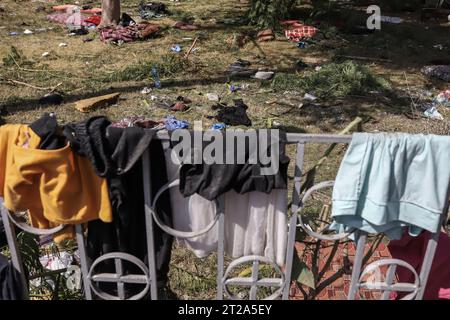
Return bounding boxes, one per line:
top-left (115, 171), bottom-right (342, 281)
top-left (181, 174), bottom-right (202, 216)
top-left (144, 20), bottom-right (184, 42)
top-left (290, 240), bottom-right (392, 300)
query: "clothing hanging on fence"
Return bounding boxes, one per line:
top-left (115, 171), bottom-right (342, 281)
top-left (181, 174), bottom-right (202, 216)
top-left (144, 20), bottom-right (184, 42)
top-left (331, 133), bottom-right (450, 240)
top-left (164, 134), bottom-right (288, 266)
top-left (0, 123), bottom-right (112, 230)
top-left (63, 116), bottom-right (173, 290)
top-left (0, 253), bottom-right (27, 300)
top-left (388, 230), bottom-right (450, 300)
top-left (177, 130), bottom-right (290, 201)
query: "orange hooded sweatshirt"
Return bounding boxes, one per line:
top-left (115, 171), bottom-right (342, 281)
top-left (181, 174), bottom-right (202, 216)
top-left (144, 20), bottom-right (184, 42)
top-left (0, 124), bottom-right (112, 235)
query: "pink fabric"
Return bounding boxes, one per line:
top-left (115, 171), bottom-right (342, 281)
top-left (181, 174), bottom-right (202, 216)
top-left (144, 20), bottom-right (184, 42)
top-left (47, 13), bottom-right (95, 27)
top-left (388, 230), bottom-right (450, 300)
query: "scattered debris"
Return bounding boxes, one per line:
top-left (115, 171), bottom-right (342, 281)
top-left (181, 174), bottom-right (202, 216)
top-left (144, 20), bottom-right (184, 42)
top-left (41, 52), bottom-right (50, 57)
top-left (422, 65), bottom-right (450, 82)
top-left (380, 16), bottom-right (404, 24)
top-left (9, 32), bottom-right (19, 36)
top-left (164, 115), bottom-right (189, 130)
top-left (69, 28), bottom-right (88, 36)
top-left (100, 23), bottom-right (160, 43)
top-left (84, 15), bottom-right (101, 26)
top-left (424, 105), bottom-right (444, 120)
top-left (297, 41), bottom-right (307, 49)
top-left (303, 93), bottom-right (317, 101)
top-left (40, 251), bottom-right (73, 270)
top-left (141, 87), bottom-right (152, 94)
top-left (436, 90), bottom-right (450, 105)
top-left (59, 42), bottom-right (68, 47)
top-left (171, 44), bottom-right (182, 52)
top-left (282, 20), bottom-right (318, 42)
top-left (212, 99), bottom-right (252, 126)
top-left (211, 123), bottom-right (226, 130)
top-left (23, 29), bottom-right (34, 35)
top-left (173, 21), bottom-right (199, 30)
top-left (295, 60), bottom-right (308, 71)
top-left (138, 2), bottom-right (168, 19)
top-left (74, 92), bottom-right (120, 112)
top-left (170, 102), bottom-right (188, 112)
top-left (227, 59), bottom-right (257, 77)
top-left (39, 93), bottom-right (63, 105)
top-left (257, 29), bottom-right (275, 42)
top-left (184, 37), bottom-right (199, 59)
top-left (151, 66), bottom-right (162, 89)
top-left (112, 116), bottom-right (164, 129)
top-left (120, 13), bottom-right (136, 27)
top-left (254, 71), bottom-right (275, 80)
top-left (206, 93), bottom-right (219, 101)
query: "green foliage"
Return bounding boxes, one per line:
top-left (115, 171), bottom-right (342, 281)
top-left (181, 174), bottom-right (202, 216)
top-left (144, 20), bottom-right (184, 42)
top-left (291, 253), bottom-right (315, 289)
top-left (272, 61), bottom-right (391, 98)
top-left (247, 0), bottom-right (297, 28)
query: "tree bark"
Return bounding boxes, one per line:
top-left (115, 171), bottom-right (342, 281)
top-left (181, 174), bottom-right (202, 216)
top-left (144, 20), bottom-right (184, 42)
top-left (99, 0), bottom-right (121, 28)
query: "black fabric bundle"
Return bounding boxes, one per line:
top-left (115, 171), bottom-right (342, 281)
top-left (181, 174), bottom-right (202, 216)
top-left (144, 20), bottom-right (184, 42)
top-left (29, 113), bottom-right (173, 296)
top-left (0, 254), bottom-right (27, 300)
top-left (174, 130), bottom-right (290, 201)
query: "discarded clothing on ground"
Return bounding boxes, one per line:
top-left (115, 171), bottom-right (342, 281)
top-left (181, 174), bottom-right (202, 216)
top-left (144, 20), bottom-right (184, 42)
top-left (0, 254), bottom-right (27, 300)
top-left (172, 21), bottom-right (199, 30)
top-left (47, 13), bottom-right (97, 28)
top-left (164, 115), bottom-right (189, 131)
top-left (422, 65), bottom-right (450, 82)
top-left (282, 20), bottom-right (318, 42)
top-left (389, 230), bottom-right (450, 300)
top-left (51, 5), bottom-right (101, 14)
top-left (176, 130), bottom-right (290, 200)
top-left (111, 116), bottom-right (164, 129)
top-left (331, 133), bottom-right (450, 240)
top-left (212, 99), bottom-right (252, 126)
top-left (257, 29), bottom-right (275, 42)
top-left (100, 23), bottom-right (160, 43)
top-left (226, 59), bottom-right (257, 77)
top-left (119, 13), bottom-right (136, 27)
top-left (138, 2), bottom-right (168, 19)
top-left (84, 15), bottom-right (102, 26)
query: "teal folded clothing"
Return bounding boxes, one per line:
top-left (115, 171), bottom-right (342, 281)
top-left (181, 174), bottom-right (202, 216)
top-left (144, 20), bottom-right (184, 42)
top-left (331, 133), bottom-right (450, 239)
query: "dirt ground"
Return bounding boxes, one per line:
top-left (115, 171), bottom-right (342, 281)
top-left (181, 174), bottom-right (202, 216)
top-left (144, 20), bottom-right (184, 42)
top-left (0, 0), bottom-right (449, 299)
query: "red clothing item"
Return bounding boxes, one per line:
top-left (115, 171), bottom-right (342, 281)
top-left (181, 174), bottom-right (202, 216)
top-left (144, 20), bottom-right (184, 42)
top-left (281, 20), bottom-right (318, 42)
top-left (84, 15), bottom-right (101, 26)
top-left (388, 230), bottom-right (450, 300)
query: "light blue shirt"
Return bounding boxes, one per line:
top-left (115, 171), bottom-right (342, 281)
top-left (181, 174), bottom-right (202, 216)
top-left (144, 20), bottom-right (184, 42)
top-left (331, 133), bottom-right (450, 239)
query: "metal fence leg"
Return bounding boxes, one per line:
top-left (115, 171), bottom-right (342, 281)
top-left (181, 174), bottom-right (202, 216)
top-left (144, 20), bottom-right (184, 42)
top-left (142, 149), bottom-right (158, 300)
top-left (75, 224), bottom-right (93, 300)
top-left (216, 196), bottom-right (225, 300)
top-left (1, 202), bottom-right (28, 299)
top-left (347, 232), bottom-right (367, 300)
top-left (415, 230), bottom-right (440, 300)
top-left (282, 142), bottom-right (305, 300)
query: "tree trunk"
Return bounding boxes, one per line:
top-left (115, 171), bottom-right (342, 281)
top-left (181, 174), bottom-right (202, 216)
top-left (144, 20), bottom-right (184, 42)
top-left (99, 0), bottom-right (121, 28)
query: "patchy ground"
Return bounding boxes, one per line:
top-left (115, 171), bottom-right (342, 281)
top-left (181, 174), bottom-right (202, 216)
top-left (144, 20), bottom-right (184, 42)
top-left (0, 0), bottom-right (449, 299)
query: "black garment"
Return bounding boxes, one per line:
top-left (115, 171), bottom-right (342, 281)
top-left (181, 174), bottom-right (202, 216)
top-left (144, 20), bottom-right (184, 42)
top-left (0, 217), bottom-right (6, 248)
top-left (0, 254), bottom-right (27, 300)
top-left (28, 113), bottom-right (66, 150)
top-left (62, 117), bottom-right (173, 290)
top-left (212, 99), bottom-right (252, 127)
top-left (177, 130), bottom-right (290, 201)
